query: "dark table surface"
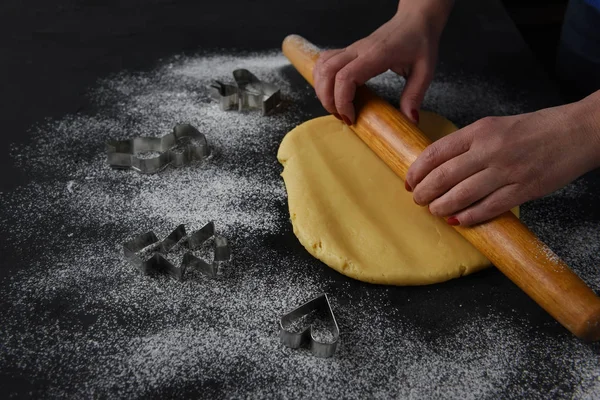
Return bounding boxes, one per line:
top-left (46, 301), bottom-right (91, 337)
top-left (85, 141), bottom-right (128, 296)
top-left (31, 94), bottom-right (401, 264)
top-left (1, 0), bottom-right (599, 398)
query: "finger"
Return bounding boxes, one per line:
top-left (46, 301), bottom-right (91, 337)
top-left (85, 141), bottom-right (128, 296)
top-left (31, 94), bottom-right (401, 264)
top-left (428, 168), bottom-right (505, 217)
top-left (313, 49), bottom-right (343, 87)
top-left (412, 151), bottom-right (485, 206)
top-left (314, 49), bottom-right (344, 73)
top-left (448, 183), bottom-right (521, 226)
top-left (399, 59), bottom-right (434, 123)
top-left (314, 49), bottom-right (345, 120)
top-left (334, 56), bottom-right (389, 123)
top-left (313, 49), bottom-right (357, 115)
top-left (406, 129), bottom-right (472, 191)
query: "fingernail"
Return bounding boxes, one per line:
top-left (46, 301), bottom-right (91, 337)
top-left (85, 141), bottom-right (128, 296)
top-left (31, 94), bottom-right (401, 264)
top-left (333, 113), bottom-right (342, 121)
top-left (411, 109), bottom-right (420, 124)
top-left (341, 115), bottom-right (352, 126)
top-left (404, 181), bottom-right (412, 192)
top-left (447, 216), bottom-right (460, 226)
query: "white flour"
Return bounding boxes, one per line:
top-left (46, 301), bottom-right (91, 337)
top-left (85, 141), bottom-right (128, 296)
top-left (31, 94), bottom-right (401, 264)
top-left (0, 50), bottom-right (599, 399)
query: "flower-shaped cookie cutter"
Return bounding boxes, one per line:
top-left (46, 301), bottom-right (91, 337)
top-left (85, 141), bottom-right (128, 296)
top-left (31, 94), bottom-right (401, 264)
top-left (106, 123), bottom-right (210, 174)
top-left (123, 222), bottom-right (231, 280)
top-left (210, 69), bottom-right (281, 115)
top-left (280, 293), bottom-right (340, 357)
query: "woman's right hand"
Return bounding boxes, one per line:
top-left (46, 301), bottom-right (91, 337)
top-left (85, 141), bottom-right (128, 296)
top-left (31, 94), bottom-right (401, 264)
top-left (312, 0), bottom-right (453, 125)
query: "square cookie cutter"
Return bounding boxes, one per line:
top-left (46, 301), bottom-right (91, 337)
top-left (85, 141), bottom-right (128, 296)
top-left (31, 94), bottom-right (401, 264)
top-left (211, 69), bottom-right (281, 115)
top-left (280, 293), bottom-right (340, 357)
top-left (106, 123), bottom-right (210, 174)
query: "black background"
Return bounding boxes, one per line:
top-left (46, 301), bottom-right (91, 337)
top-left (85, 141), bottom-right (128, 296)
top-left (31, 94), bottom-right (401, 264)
top-left (0, 0), bottom-right (560, 188)
top-left (1, 0), bottom-right (599, 398)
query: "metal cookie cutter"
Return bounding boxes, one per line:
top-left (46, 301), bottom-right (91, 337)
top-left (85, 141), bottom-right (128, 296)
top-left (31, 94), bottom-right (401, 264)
top-left (122, 222), bottom-right (231, 280)
top-left (280, 294), bottom-right (340, 357)
top-left (182, 221), bottom-right (231, 278)
top-left (123, 224), bottom-right (188, 280)
top-left (106, 123), bottom-right (210, 174)
top-left (211, 69), bottom-right (281, 115)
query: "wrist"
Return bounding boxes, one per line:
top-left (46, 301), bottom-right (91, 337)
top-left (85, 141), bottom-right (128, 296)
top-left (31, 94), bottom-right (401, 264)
top-left (396, 0), bottom-right (454, 36)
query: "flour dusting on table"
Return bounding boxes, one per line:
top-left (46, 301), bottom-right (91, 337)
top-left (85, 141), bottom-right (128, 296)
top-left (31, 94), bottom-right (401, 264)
top-left (1, 51), bottom-right (599, 398)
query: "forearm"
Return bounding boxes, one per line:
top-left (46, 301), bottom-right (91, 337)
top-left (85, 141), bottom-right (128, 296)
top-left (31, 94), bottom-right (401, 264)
top-left (396, 0), bottom-right (454, 36)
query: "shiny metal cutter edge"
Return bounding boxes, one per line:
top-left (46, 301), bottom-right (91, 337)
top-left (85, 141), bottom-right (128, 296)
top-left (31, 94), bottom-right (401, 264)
top-left (182, 221), bottom-right (231, 278)
top-left (279, 293), bottom-right (340, 358)
top-left (106, 123), bottom-right (210, 174)
top-left (210, 69), bottom-right (281, 116)
top-left (122, 222), bottom-right (231, 280)
top-left (123, 224), bottom-right (187, 280)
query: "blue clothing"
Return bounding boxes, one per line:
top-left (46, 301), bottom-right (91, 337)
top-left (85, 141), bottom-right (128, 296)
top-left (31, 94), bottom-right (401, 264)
top-left (585, 0), bottom-right (600, 10)
top-left (557, 0), bottom-right (600, 99)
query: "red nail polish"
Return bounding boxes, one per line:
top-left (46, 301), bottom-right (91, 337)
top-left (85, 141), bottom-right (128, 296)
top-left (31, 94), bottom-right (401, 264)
top-left (411, 109), bottom-right (420, 123)
top-left (404, 181), bottom-right (412, 192)
top-left (341, 115), bottom-right (352, 126)
top-left (447, 216), bottom-right (460, 226)
top-left (333, 113), bottom-right (342, 121)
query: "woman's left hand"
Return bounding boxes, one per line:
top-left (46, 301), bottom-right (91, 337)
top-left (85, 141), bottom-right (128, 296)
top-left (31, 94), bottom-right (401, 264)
top-left (405, 92), bottom-right (600, 226)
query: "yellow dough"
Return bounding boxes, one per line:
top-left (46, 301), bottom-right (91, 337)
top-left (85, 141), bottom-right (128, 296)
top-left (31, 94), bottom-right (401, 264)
top-left (278, 111), bottom-right (517, 285)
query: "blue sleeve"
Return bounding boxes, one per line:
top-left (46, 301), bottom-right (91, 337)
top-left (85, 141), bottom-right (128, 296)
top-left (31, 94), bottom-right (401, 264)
top-left (584, 0), bottom-right (600, 11)
top-left (557, 0), bottom-right (600, 99)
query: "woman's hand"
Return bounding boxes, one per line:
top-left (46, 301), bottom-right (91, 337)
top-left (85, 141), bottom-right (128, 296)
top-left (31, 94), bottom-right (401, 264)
top-left (405, 91), bottom-right (600, 226)
top-left (312, 0), bottom-right (453, 125)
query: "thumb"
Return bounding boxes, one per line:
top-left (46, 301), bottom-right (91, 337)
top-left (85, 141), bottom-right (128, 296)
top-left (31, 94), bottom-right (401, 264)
top-left (398, 59), bottom-right (434, 124)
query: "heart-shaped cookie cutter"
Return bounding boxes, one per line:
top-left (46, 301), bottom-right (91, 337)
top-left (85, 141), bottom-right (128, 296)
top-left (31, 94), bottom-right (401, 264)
top-left (210, 69), bottom-right (281, 116)
top-left (106, 123), bottom-right (210, 174)
top-left (123, 222), bottom-right (231, 280)
top-left (279, 293), bottom-right (340, 357)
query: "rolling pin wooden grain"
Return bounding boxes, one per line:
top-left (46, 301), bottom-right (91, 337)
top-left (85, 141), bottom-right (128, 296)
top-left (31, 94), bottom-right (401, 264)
top-left (282, 34), bottom-right (600, 341)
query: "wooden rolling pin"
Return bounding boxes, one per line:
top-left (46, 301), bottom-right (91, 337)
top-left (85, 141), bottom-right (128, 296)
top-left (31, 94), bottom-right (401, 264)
top-left (282, 34), bottom-right (600, 341)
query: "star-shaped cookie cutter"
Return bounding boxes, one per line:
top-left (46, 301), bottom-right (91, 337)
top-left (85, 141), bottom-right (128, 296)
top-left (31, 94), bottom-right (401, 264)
top-left (106, 123), bottom-right (210, 174)
top-left (279, 293), bottom-right (340, 357)
top-left (210, 69), bottom-right (281, 115)
top-left (123, 222), bottom-right (231, 280)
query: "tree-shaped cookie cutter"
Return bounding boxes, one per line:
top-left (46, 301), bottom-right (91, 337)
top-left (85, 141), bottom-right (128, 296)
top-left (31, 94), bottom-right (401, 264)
top-left (123, 222), bottom-right (231, 280)
top-left (106, 123), bottom-right (210, 174)
top-left (280, 293), bottom-right (340, 357)
top-left (210, 69), bottom-right (281, 115)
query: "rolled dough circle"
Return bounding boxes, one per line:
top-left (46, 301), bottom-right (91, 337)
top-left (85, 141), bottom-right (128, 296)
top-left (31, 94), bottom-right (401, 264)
top-left (278, 111), bottom-right (515, 286)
